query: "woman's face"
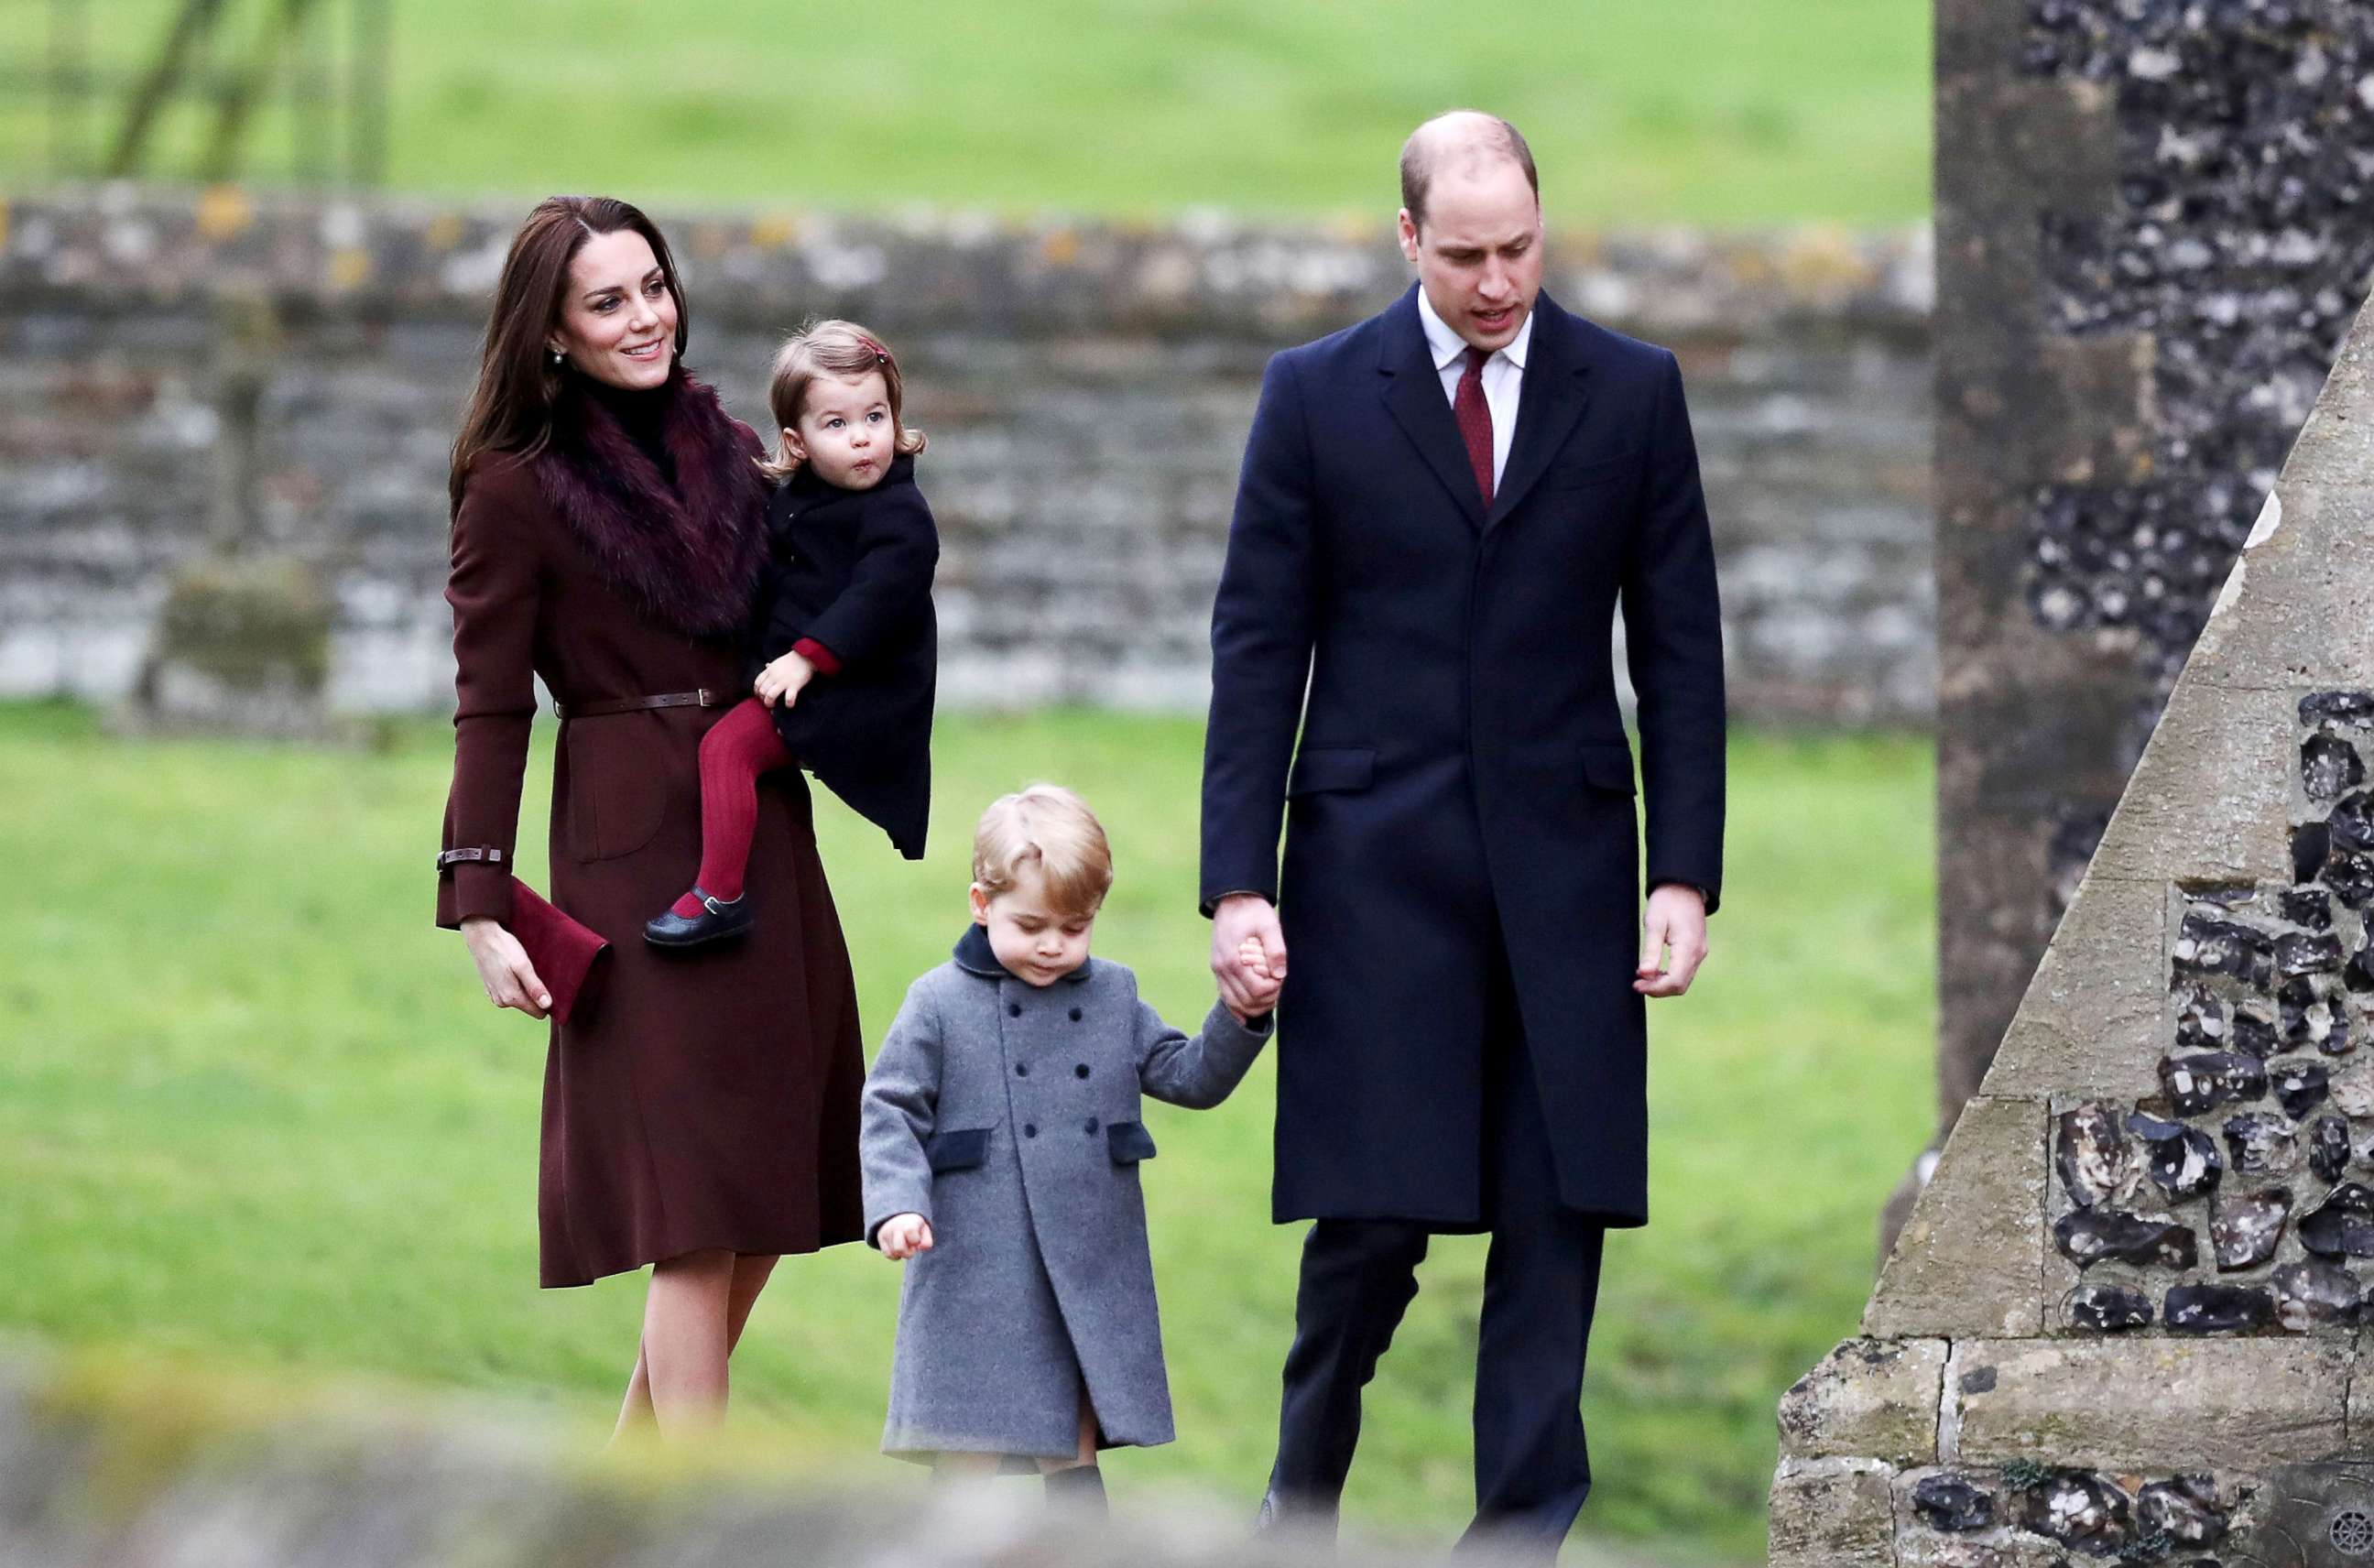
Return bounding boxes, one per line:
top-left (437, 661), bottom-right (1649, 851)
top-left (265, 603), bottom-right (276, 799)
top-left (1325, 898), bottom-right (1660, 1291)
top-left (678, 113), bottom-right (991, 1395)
top-left (546, 229), bottom-right (679, 390)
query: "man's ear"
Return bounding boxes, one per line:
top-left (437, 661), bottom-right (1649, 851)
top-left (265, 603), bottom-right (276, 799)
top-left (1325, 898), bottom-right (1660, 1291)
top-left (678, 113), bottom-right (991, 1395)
top-left (1396, 208), bottom-right (1421, 265)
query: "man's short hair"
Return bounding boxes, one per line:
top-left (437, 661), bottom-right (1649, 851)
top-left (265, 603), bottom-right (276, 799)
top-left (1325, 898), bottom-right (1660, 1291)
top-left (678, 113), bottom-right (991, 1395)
top-left (1399, 111), bottom-right (1540, 231)
top-left (973, 784), bottom-right (1115, 920)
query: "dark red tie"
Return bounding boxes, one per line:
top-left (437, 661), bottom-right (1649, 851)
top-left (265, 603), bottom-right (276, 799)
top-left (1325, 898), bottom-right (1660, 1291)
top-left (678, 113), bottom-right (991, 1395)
top-left (1454, 346), bottom-right (1494, 508)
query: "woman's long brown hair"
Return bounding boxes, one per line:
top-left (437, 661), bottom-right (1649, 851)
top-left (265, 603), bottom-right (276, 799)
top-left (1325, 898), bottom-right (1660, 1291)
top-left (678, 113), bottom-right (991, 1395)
top-left (447, 195), bottom-right (691, 510)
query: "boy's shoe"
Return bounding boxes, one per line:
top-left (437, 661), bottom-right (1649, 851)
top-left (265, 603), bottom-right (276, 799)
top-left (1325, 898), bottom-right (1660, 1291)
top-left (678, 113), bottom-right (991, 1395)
top-left (645, 887), bottom-right (754, 949)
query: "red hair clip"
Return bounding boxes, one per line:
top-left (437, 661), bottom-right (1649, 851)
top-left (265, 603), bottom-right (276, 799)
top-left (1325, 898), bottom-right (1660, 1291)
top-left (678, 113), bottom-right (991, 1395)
top-left (857, 334), bottom-right (890, 365)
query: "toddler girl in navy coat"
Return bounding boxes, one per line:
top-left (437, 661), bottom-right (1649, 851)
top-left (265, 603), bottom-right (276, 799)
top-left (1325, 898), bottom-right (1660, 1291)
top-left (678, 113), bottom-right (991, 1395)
top-left (648, 320), bottom-right (939, 948)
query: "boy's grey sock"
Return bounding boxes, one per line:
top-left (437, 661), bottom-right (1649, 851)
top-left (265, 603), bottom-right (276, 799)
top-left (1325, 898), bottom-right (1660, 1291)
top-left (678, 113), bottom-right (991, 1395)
top-left (1043, 1464), bottom-right (1108, 1520)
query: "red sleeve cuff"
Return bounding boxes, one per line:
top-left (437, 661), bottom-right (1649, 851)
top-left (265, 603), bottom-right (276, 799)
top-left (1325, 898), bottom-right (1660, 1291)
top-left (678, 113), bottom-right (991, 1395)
top-left (793, 637), bottom-right (843, 676)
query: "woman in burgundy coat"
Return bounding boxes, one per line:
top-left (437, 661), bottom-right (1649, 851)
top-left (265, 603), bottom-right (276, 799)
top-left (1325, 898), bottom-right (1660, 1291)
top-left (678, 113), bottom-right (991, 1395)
top-left (437, 194), bottom-right (865, 1435)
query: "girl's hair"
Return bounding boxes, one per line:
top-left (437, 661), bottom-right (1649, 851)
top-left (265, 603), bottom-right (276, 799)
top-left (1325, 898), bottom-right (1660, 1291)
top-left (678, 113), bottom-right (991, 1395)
top-left (759, 319), bottom-right (926, 480)
top-left (973, 785), bottom-right (1114, 921)
top-left (448, 195), bottom-right (689, 510)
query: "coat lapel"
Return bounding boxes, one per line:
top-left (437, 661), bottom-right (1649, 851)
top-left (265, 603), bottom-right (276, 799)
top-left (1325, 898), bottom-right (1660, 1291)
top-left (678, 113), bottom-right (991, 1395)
top-left (1485, 294), bottom-right (1594, 534)
top-left (1377, 287), bottom-right (1487, 532)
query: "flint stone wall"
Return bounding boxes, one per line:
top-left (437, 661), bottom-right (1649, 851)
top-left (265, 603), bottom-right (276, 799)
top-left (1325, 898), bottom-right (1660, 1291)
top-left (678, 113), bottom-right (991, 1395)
top-left (1770, 280), bottom-right (2374, 1565)
top-left (1936, 0), bottom-right (2374, 1131)
top-left (0, 186), bottom-right (1931, 722)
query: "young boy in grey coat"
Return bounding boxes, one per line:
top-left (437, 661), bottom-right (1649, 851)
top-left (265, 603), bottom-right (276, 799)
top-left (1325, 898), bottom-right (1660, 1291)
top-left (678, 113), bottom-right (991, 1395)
top-left (862, 784), bottom-right (1280, 1516)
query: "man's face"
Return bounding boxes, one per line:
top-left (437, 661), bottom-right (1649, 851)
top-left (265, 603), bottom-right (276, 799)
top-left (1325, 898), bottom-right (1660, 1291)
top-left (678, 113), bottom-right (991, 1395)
top-left (1398, 158), bottom-right (1543, 354)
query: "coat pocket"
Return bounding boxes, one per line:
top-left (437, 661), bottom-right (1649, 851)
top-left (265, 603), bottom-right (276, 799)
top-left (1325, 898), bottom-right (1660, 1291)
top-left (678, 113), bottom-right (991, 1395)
top-left (1106, 1121), bottom-right (1159, 1163)
top-left (561, 715), bottom-right (670, 864)
top-left (1580, 742), bottom-right (1639, 796)
top-left (1540, 449), bottom-right (1640, 492)
top-left (926, 1127), bottom-right (991, 1172)
top-left (1287, 746), bottom-right (1376, 798)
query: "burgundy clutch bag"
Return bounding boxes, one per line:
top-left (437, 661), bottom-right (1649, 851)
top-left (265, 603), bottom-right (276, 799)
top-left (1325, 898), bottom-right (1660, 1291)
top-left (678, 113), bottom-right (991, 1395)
top-left (508, 879), bottom-right (611, 1026)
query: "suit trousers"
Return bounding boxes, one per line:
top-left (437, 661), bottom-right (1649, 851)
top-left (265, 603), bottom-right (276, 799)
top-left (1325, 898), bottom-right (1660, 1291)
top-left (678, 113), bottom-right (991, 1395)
top-left (1263, 930), bottom-right (1608, 1560)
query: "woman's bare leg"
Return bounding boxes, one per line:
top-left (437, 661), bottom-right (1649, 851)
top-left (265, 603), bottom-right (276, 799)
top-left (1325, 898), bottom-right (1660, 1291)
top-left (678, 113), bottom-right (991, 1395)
top-left (613, 1252), bottom-right (777, 1443)
top-left (639, 1247), bottom-right (738, 1436)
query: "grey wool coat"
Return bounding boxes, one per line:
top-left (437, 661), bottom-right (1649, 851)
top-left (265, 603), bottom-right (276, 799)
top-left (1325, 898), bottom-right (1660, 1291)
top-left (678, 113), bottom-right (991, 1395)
top-left (860, 925), bottom-right (1272, 1462)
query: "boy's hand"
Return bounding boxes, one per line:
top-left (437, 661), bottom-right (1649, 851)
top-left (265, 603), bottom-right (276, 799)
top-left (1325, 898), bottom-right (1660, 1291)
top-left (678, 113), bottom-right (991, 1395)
top-left (877, 1213), bottom-right (933, 1260)
top-left (754, 649), bottom-right (817, 710)
top-left (1226, 935), bottom-right (1280, 1023)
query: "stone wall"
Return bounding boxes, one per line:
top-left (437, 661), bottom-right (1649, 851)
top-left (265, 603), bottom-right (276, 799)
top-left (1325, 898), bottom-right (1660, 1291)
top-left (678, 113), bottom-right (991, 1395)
top-left (0, 187), bottom-right (1932, 722)
top-left (1770, 292), bottom-right (2374, 1565)
top-left (1934, 0), bottom-right (2374, 1133)
top-left (0, 1350), bottom-right (1664, 1568)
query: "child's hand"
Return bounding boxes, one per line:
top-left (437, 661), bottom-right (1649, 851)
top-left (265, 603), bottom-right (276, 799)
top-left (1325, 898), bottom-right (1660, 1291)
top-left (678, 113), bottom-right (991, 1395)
top-left (878, 1213), bottom-right (933, 1260)
top-left (753, 649), bottom-right (817, 710)
top-left (1227, 936), bottom-right (1281, 1023)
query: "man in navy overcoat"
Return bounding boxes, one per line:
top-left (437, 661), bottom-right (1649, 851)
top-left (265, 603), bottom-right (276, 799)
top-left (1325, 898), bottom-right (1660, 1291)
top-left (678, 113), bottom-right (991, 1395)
top-left (1200, 111), bottom-right (1726, 1558)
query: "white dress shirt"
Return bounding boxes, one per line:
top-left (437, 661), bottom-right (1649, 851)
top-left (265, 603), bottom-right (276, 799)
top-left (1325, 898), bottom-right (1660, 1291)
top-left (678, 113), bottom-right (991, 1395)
top-left (1417, 287), bottom-right (1532, 493)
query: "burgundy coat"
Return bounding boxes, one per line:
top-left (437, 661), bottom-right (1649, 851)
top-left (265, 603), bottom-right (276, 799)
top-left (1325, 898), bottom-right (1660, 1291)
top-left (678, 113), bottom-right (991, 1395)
top-left (437, 372), bottom-right (866, 1287)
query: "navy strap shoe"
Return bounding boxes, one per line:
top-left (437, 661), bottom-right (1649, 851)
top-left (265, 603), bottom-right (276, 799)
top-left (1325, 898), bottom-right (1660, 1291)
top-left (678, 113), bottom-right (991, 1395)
top-left (644, 887), bottom-right (755, 949)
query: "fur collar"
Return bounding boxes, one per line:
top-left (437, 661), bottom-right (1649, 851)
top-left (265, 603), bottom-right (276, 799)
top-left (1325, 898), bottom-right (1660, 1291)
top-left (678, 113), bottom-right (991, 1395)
top-left (533, 369), bottom-right (768, 638)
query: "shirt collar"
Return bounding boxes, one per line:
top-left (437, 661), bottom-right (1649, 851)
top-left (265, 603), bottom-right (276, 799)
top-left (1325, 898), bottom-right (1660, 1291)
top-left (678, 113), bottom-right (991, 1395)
top-left (952, 922), bottom-right (1094, 985)
top-left (1416, 287), bottom-right (1533, 375)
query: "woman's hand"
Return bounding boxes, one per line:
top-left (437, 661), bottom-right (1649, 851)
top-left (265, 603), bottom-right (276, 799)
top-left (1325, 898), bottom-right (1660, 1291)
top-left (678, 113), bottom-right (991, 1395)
top-left (877, 1214), bottom-right (933, 1260)
top-left (463, 915), bottom-right (552, 1019)
top-left (753, 649), bottom-right (817, 710)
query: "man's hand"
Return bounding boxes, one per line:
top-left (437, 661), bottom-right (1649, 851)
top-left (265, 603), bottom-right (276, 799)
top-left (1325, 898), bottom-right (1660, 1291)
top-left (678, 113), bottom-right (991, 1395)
top-left (1635, 884), bottom-right (1709, 998)
top-left (1212, 894), bottom-right (1287, 1018)
top-left (753, 649), bottom-right (817, 709)
top-left (877, 1214), bottom-right (933, 1260)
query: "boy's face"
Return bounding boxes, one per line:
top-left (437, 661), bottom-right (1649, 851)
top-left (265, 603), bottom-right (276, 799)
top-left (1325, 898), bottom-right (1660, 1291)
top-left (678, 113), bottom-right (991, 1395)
top-left (972, 866), bottom-right (1097, 986)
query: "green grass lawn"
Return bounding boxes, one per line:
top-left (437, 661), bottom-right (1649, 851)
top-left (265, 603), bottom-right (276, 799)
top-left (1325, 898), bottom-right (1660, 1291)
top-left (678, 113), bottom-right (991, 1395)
top-left (0, 701), bottom-right (1933, 1563)
top-left (0, 2), bottom-right (1930, 225)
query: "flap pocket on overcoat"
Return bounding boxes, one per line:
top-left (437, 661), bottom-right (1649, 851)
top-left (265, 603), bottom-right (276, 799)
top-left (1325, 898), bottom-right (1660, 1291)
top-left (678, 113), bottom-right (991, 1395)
top-left (1106, 1121), bottom-right (1158, 1163)
top-left (1541, 449), bottom-right (1640, 492)
top-left (926, 1128), bottom-right (991, 1172)
top-left (1287, 746), bottom-right (1376, 797)
top-left (1581, 743), bottom-right (1638, 795)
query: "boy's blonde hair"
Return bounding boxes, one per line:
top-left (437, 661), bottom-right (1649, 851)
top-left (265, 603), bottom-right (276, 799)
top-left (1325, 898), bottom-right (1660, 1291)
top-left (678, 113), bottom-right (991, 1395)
top-left (758, 318), bottom-right (926, 481)
top-left (973, 785), bottom-right (1115, 920)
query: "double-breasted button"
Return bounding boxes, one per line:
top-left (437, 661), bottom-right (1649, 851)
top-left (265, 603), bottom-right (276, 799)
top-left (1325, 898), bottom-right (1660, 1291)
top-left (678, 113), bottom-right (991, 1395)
top-left (1016, 1062), bottom-right (1029, 1077)
top-left (1074, 1064), bottom-right (1090, 1079)
top-left (1069, 1007), bottom-right (1083, 1021)
top-left (1084, 1117), bottom-right (1099, 1135)
top-left (1024, 1123), bottom-right (1039, 1138)
top-left (1007, 1002), bottom-right (1022, 1018)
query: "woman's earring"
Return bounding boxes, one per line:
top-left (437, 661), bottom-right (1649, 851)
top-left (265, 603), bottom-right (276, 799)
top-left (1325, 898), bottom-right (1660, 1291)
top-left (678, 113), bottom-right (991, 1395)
top-left (549, 350), bottom-right (565, 368)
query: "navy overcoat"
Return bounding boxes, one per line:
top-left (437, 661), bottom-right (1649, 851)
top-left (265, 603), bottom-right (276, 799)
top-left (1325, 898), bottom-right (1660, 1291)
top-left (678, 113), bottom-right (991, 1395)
top-left (746, 453), bottom-right (938, 860)
top-left (1199, 287), bottom-right (1726, 1229)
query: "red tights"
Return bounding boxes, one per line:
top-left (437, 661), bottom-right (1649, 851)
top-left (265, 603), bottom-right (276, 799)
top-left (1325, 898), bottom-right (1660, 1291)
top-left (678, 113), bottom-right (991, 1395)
top-left (671, 697), bottom-right (793, 915)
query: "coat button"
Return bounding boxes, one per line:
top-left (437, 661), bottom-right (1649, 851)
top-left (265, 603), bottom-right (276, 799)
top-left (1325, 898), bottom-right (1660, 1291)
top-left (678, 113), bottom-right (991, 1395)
top-left (1016, 1062), bottom-right (1029, 1077)
top-left (1084, 1117), bottom-right (1099, 1135)
top-left (1069, 1007), bottom-right (1083, 1021)
top-left (1074, 1064), bottom-right (1090, 1079)
top-left (1008, 1002), bottom-right (1022, 1018)
top-left (1024, 1123), bottom-right (1039, 1138)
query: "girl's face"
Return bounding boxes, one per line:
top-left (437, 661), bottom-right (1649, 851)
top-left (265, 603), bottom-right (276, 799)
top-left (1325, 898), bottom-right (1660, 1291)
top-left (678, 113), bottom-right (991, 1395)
top-left (785, 369), bottom-right (894, 489)
top-left (547, 229), bottom-right (678, 391)
top-left (971, 866), bottom-right (1097, 986)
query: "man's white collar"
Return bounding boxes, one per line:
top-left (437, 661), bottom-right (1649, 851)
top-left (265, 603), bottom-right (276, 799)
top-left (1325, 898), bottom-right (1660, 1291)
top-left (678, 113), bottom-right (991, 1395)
top-left (1417, 288), bottom-right (1534, 373)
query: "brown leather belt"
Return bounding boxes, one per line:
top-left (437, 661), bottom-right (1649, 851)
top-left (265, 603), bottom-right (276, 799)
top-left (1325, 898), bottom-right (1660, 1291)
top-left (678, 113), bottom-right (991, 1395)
top-left (553, 689), bottom-right (721, 721)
